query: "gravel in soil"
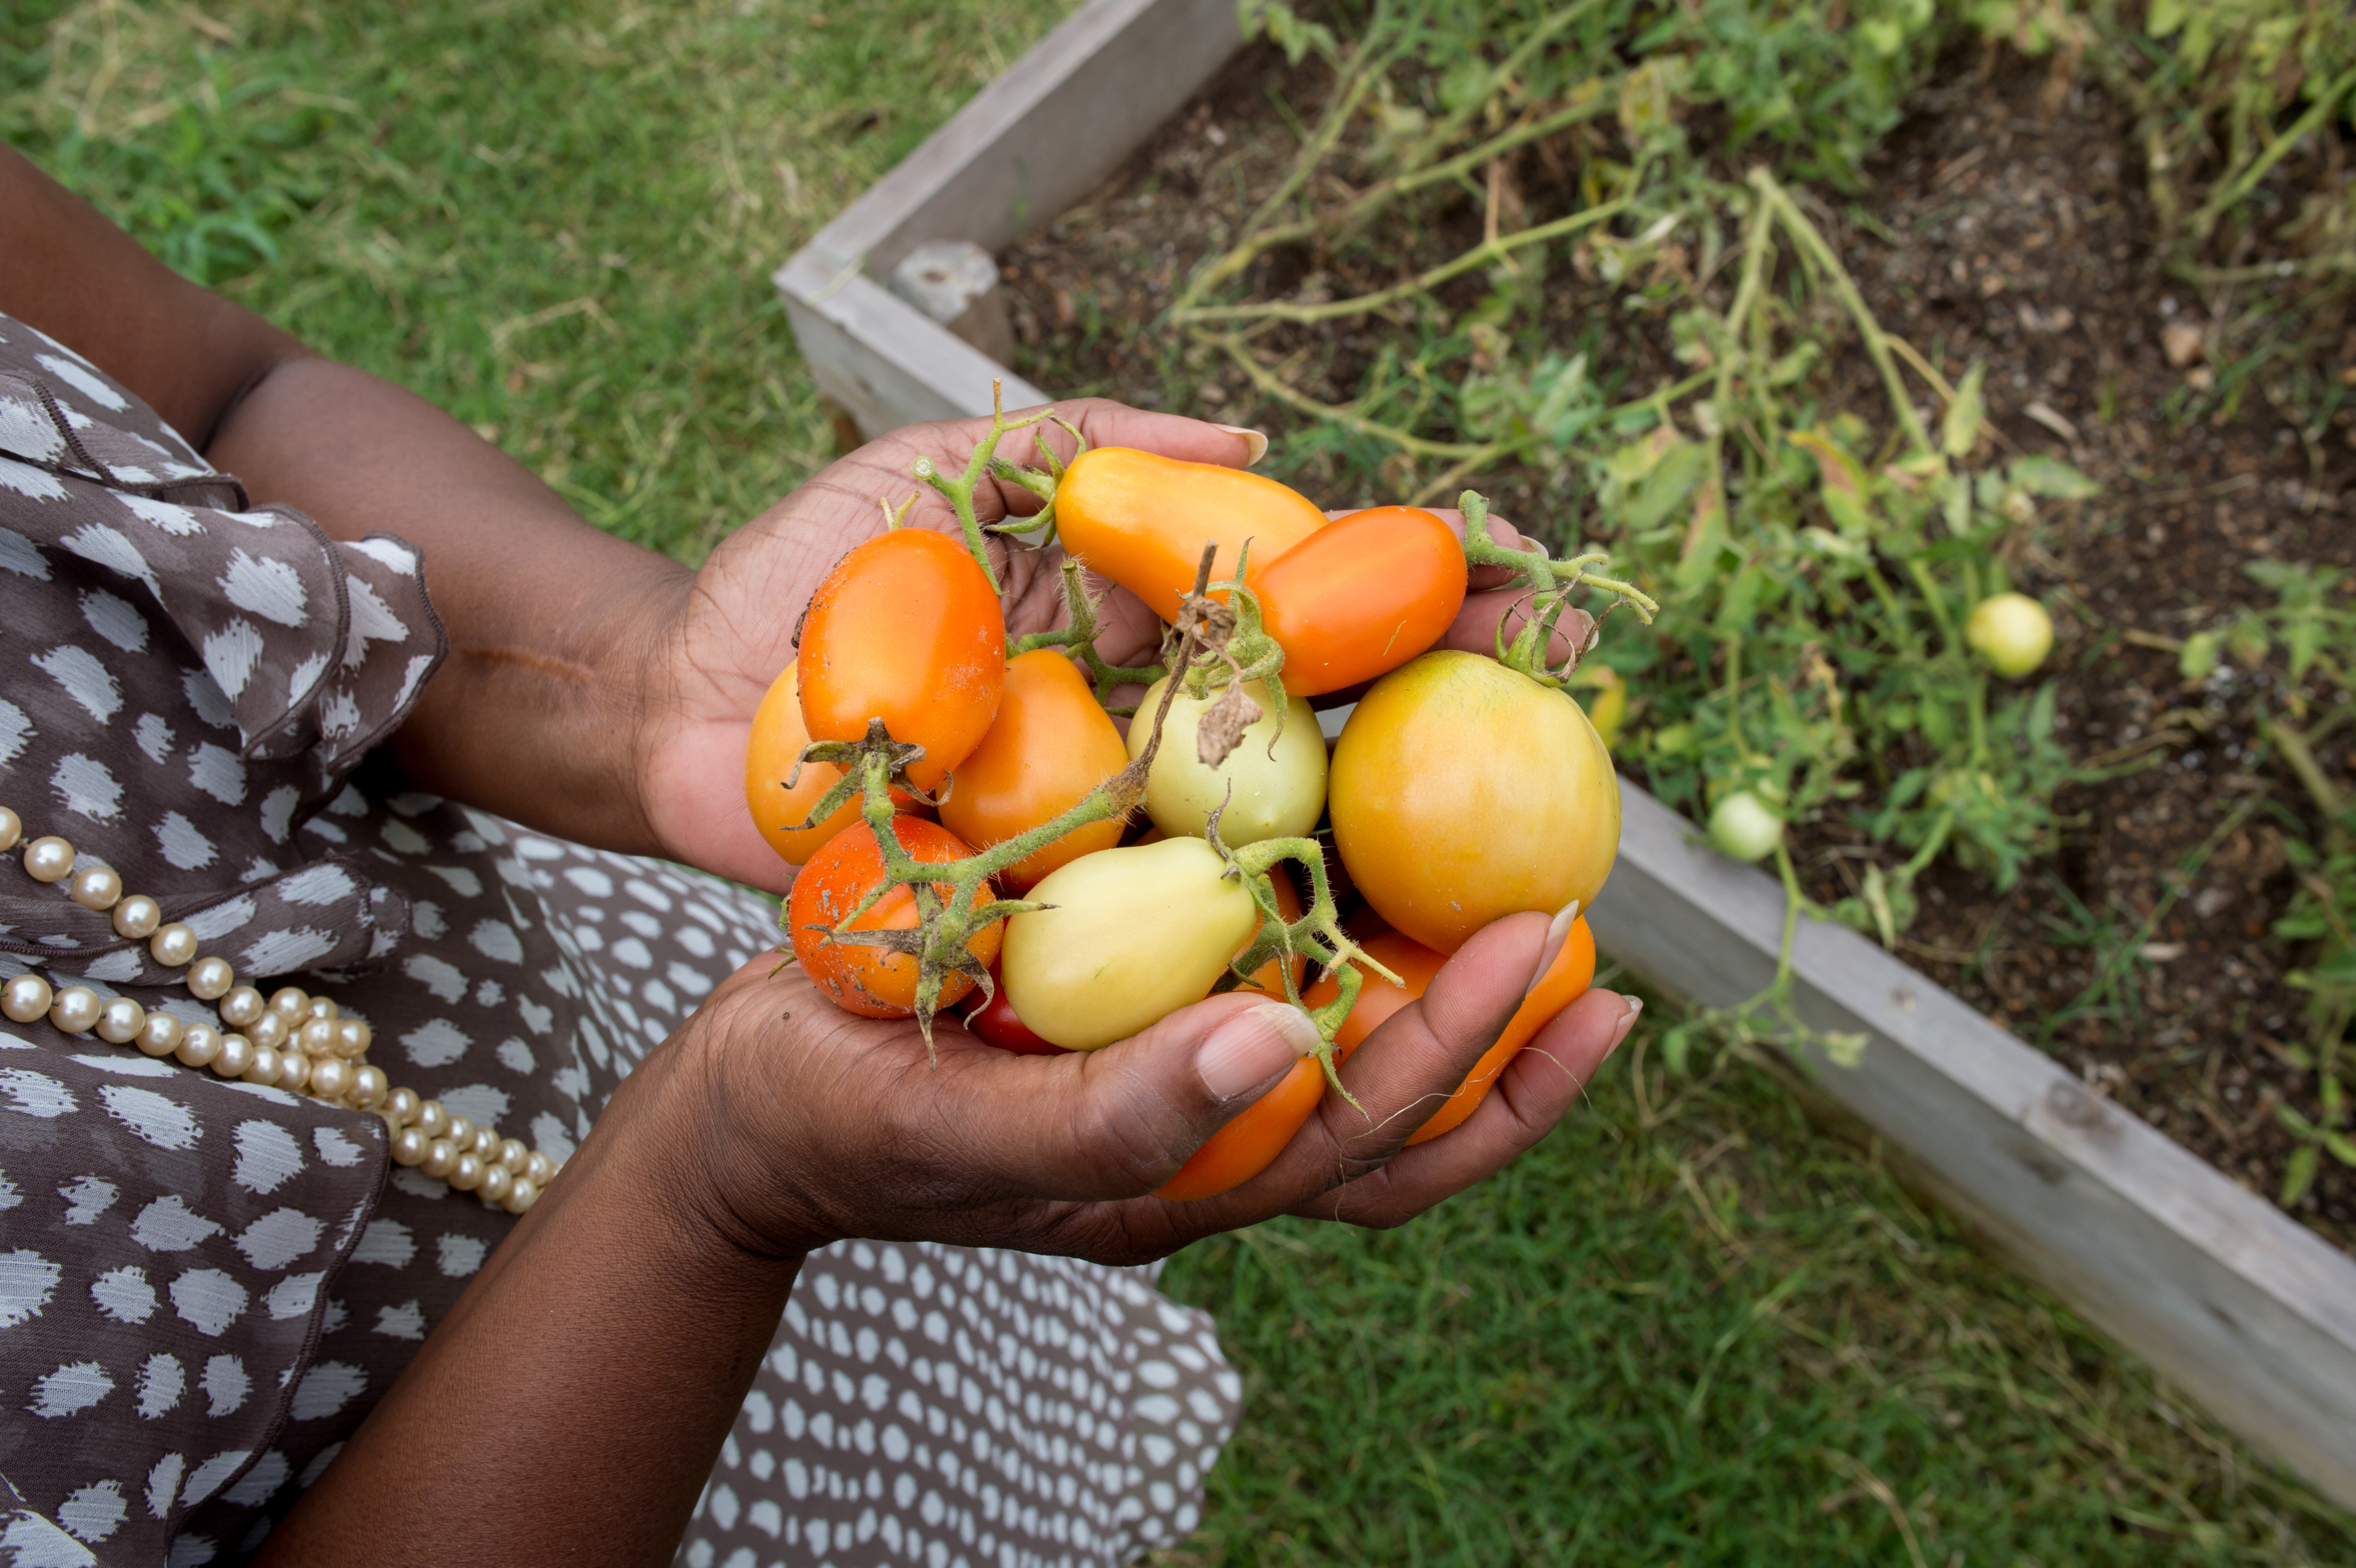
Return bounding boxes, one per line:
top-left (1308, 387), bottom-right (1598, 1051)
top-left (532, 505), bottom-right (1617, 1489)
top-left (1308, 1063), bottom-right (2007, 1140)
top-left (1002, 43), bottom-right (2356, 1247)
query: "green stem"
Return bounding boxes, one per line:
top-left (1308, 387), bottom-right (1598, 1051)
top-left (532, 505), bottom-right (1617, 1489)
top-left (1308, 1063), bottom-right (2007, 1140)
top-left (2192, 67), bottom-right (2356, 237)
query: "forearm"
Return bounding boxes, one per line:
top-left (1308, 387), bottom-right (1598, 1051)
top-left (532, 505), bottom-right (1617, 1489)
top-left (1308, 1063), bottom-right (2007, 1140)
top-left (261, 1041), bottom-right (801, 1564)
top-left (207, 356), bottom-right (690, 854)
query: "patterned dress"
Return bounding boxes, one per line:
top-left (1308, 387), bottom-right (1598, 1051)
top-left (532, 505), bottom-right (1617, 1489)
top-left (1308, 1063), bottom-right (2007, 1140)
top-left (0, 312), bottom-right (1237, 1567)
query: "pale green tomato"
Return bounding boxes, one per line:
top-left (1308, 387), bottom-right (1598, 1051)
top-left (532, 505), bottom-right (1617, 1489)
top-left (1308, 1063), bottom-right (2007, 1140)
top-left (1965, 592), bottom-right (2054, 678)
top-left (1707, 790), bottom-right (1784, 862)
top-left (1001, 838), bottom-right (1259, 1050)
top-left (1125, 676), bottom-right (1327, 848)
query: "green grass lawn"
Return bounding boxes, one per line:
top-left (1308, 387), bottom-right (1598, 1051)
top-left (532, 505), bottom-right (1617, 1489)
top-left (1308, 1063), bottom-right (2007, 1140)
top-left (8, 2), bottom-right (2355, 1561)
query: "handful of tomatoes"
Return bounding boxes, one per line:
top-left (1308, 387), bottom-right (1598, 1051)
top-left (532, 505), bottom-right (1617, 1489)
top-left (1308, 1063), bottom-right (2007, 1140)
top-left (743, 403), bottom-right (1651, 1202)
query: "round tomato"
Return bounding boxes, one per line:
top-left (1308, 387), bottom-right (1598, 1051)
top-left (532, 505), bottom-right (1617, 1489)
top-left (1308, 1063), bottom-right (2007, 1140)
top-left (797, 529), bottom-right (1005, 791)
top-left (1965, 591), bottom-right (2054, 678)
top-left (1055, 447), bottom-right (1328, 621)
top-left (745, 659), bottom-right (920, 867)
top-left (1254, 506), bottom-right (1467, 696)
top-left (957, 966), bottom-right (1066, 1054)
top-left (1330, 651), bottom-right (1618, 952)
top-left (1127, 675), bottom-right (1326, 848)
top-left (1001, 838), bottom-right (1257, 1051)
top-left (788, 819), bottom-right (1002, 1018)
top-left (938, 650), bottom-right (1128, 892)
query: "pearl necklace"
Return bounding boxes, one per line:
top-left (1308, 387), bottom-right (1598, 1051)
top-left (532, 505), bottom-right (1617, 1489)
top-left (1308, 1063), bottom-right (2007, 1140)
top-left (0, 805), bottom-right (556, 1213)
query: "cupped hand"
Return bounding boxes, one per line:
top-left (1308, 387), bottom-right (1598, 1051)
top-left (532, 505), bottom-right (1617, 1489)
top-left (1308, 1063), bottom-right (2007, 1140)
top-left (649, 907), bottom-right (1637, 1264)
top-left (634, 401), bottom-right (1568, 894)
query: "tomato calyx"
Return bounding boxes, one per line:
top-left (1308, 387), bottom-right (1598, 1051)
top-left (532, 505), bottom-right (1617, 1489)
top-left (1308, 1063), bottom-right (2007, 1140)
top-left (1007, 557), bottom-right (1168, 716)
top-left (1161, 544), bottom-right (1291, 765)
top-left (1457, 489), bottom-right (1660, 689)
top-left (907, 381), bottom-right (1088, 591)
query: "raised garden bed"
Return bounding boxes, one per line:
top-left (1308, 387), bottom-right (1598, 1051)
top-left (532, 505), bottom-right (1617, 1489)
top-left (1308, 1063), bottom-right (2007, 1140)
top-left (776, 0), bottom-right (2356, 1510)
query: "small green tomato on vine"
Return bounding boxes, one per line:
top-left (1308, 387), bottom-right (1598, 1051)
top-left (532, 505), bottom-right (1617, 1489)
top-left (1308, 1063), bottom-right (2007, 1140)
top-left (1965, 592), bottom-right (2054, 678)
top-left (1708, 790), bottom-right (1785, 863)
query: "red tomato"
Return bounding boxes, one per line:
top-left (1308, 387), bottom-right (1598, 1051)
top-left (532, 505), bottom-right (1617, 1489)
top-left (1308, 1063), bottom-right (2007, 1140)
top-left (788, 820), bottom-right (1003, 1018)
top-left (1055, 447), bottom-right (1329, 621)
top-left (1301, 920), bottom-right (1595, 1143)
top-left (938, 650), bottom-right (1128, 892)
top-left (798, 530), bottom-right (1005, 791)
top-left (1254, 506), bottom-right (1468, 696)
top-left (957, 967), bottom-right (1067, 1055)
top-left (744, 659), bottom-right (919, 867)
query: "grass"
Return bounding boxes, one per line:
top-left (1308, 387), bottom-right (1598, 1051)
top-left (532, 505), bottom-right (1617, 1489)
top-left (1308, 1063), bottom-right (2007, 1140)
top-left (9, 2), bottom-right (2356, 1561)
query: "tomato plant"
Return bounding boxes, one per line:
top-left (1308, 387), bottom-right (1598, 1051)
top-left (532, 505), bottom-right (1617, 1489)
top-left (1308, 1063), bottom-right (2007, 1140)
top-left (1001, 838), bottom-right (1259, 1051)
top-left (1254, 506), bottom-right (1467, 696)
top-left (1055, 446), bottom-right (1329, 621)
top-left (1330, 651), bottom-right (1620, 951)
top-left (938, 649), bottom-right (1128, 892)
top-left (788, 819), bottom-right (1003, 1017)
top-left (797, 528), bottom-right (1006, 791)
top-left (1126, 675), bottom-right (1326, 847)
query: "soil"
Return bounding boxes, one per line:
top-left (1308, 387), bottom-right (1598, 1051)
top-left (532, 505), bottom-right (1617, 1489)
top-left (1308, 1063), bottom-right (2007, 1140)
top-left (1000, 42), bottom-right (2356, 1247)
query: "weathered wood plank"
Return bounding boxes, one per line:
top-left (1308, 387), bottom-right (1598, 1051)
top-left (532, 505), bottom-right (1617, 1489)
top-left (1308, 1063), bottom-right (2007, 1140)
top-left (1589, 783), bottom-right (2356, 1509)
top-left (777, 256), bottom-right (1047, 437)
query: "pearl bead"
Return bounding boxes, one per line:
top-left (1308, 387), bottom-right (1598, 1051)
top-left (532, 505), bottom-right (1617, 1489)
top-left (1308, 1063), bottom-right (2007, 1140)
top-left (150, 923), bottom-right (200, 968)
top-left (95, 997), bottom-right (146, 1045)
top-left (524, 1151), bottom-right (555, 1187)
top-left (478, 1164), bottom-right (513, 1204)
top-left (136, 1010), bottom-right (185, 1057)
top-left (445, 1115), bottom-right (476, 1152)
top-left (415, 1100), bottom-right (451, 1140)
top-left (449, 1152), bottom-right (485, 1192)
top-left (185, 955), bottom-right (234, 999)
top-left (268, 986), bottom-right (309, 1020)
top-left (212, 1034), bottom-right (255, 1078)
top-left (219, 985), bottom-right (265, 1027)
top-left (496, 1138), bottom-right (528, 1173)
top-left (335, 1018), bottom-right (372, 1059)
top-left (112, 894), bottom-right (162, 940)
top-left (0, 806), bottom-right (19, 852)
top-left (242, 1044), bottom-right (282, 1086)
top-left (470, 1127), bottom-right (499, 1160)
top-left (384, 1087), bottom-right (420, 1127)
top-left (298, 1017), bottom-right (336, 1056)
top-left (351, 1066), bottom-right (389, 1109)
top-left (503, 1178), bottom-right (539, 1215)
top-left (276, 1050), bottom-right (311, 1093)
top-left (175, 1024), bottom-right (223, 1068)
top-left (247, 1010), bottom-right (288, 1050)
top-left (2, 974), bottom-right (52, 1024)
top-left (421, 1139), bottom-right (459, 1179)
top-left (305, 996), bottom-right (339, 1022)
top-left (309, 1056), bottom-right (353, 1100)
top-left (23, 836), bottom-right (74, 883)
top-left (391, 1127), bottom-right (430, 1166)
top-left (49, 986), bottom-right (101, 1034)
top-left (68, 864), bottom-right (122, 912)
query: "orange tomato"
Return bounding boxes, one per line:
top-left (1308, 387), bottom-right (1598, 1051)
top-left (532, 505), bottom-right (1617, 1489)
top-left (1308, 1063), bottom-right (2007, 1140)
top-left (798, 529), bottom-right (1005, 791)
top-left (1255, 506), bottom-right (1468, 696)
top-left (788, 820), bottom-right (1003, 1018)
top-left (745, 659), bottom-right (920, 867)
top-left (957, 966), bottom-right (1066, 1055)
top-left (938, 650), bottom-right (1128, 892)
top-left (1301, 920), bottom-right (1594, 1144)
top-left (1055, 447), bottom-right (1329, 621)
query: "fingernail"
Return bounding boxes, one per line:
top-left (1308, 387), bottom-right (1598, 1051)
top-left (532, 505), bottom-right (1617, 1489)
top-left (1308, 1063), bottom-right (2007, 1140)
top-left (1527, 900), bottom-right (1580, 995)
top-left (1605, 996), bottom-right (1643, 1058)
top-left (1198, 1001), bottom-right (1319, 1098)
top-left (1214, 424), bottom-right (1268, 467)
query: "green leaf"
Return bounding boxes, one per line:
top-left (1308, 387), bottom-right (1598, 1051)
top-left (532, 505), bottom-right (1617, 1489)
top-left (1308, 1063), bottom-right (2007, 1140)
top-left (2225, 614), bottom-right (2271, 670)
top-left (2281, 1142), bottom-right (2320, 1206)
top-left (1941, 362), bottom-right (1986, 457)
top-left (2178, 630), bottom-right (2221, 683)
top-left (2006, 454), bottom-right (2099, 500)
top-left (2327, 1132), bottom-right (2356, 1168)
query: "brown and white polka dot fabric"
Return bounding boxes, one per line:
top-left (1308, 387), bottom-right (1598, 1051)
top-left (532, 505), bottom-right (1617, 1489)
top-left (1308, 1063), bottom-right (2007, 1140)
top-left (0, 312), bottom-right (1237, 1566)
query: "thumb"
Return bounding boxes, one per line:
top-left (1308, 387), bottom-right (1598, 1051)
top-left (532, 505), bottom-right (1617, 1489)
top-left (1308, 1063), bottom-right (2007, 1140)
top-left (948, 990), bottom-right (1319, 1201)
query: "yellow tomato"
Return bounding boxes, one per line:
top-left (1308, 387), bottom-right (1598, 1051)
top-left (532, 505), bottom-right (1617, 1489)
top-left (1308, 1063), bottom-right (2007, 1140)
top-left (1126, 676), bottom-right (1326, 848)
top-left (1329, 651), bottom-right (1619, 952)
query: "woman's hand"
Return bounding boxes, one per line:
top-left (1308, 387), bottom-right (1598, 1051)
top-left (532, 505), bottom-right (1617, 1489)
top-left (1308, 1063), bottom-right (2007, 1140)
top-left (636, 401), bottom-right (1577, 894)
